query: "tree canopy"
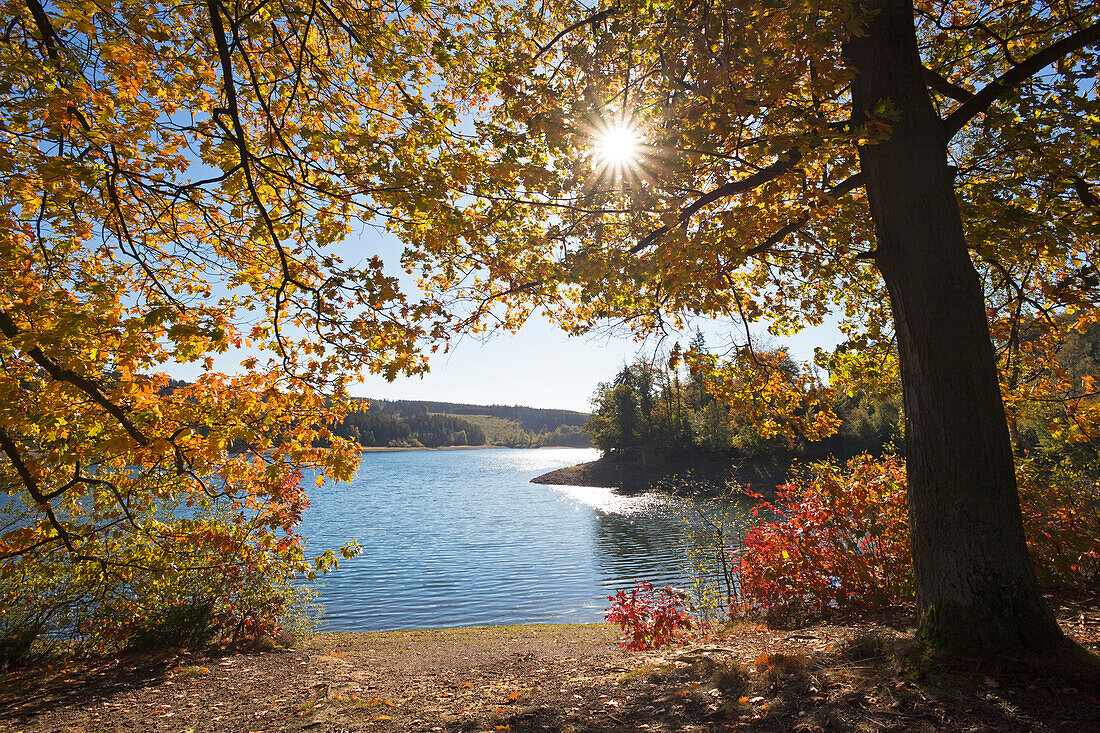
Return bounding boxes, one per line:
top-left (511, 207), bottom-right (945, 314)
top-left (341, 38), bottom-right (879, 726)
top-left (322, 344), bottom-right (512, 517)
top-left (394, 0), bottom-right (1099, 366)
top-left (390, 0), bottom-right (1100, 660)
top-left (3, 0), bottom-right (1100, 663)
top-left (0, 0), bottom-right (466, 652)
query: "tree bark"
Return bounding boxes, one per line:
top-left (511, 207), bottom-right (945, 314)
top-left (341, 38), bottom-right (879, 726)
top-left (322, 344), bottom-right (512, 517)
top-left (846, 0), bottom-right (1066, 657)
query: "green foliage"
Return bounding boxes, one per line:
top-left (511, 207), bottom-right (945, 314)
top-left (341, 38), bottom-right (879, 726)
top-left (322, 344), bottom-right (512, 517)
top-left (371, 400), bottom-right (590, 434)
top-left (587, 361), bottom-right (700, 459)
top-left (332, 400), bottom-right (591, 448)
top-left (403, 413), bottom-right (486, 448)
top-left (814, 388), bottom-right (904, 461)
top-left (586, 353), bottom-right (902, 465)
top-left (534, 424), bottom-right (591, 447)
top-left (454, 414), bottom-right (534, 446)
top-left (679, 492), bottom-right (756, 626)
top-left (281, 583), bottom-right (325, 646)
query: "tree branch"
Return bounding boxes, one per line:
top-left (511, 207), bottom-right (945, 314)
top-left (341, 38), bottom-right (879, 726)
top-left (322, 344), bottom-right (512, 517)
top-left (0, 307), bottom-right (150, 446)
top-left (1072, 176), bottom-right (1100, 209)
top-left (628, 150), bottom-right (804, 255)
top-left (24, 0), bottom-right (61, 62)
top-left (744, 172), bottom-right (865, 254)
top-left (535, 5), bottom-right (618, 61)
top-left (945, 22), bottom-right (1100, 138)
top-left (205, 0), bottom-right (310, 371)
top-left (922, 66), bottom-right (974, 103)
top-left (0, 427), bottom-right (76, 554)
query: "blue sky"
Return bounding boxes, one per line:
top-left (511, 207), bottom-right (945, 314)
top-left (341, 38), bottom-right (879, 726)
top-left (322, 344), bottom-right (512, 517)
top-left (337, 225), bottom-right (846, 413)
top-left (165, 225), bottom-right (844, 414)
top-left (350, 315), bottom-right (843, 413)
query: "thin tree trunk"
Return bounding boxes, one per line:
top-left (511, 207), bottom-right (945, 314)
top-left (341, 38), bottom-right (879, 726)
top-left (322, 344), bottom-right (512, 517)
top-left (846, 0), bottom-right (1067, 657)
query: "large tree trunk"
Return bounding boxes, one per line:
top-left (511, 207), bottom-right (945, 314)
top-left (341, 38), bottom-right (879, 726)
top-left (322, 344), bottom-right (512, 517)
top-left (846, 0), bottom-right (1066, 657)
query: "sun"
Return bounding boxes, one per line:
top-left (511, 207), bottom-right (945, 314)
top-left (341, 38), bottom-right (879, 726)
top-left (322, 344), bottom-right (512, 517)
top-left (592, 120), bottom-right (643, 174)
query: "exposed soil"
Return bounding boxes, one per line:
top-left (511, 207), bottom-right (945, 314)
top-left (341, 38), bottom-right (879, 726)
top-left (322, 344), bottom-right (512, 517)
top-left (3, 596), bottom-right (1099, 733)
top-left (530, 455), bottom-right (785, 495)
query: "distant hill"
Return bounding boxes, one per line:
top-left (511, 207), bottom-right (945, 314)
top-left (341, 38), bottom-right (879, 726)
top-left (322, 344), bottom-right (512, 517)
top-left (333, 398), bottom-right (592, 448)
top-left (363, 399), bottom-right (589, 432)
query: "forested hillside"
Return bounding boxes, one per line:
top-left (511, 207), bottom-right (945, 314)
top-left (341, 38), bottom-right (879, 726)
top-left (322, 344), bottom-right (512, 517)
top-left (332, 399), bottom-right (591, 448)
top-left (371, 400), bottom-right (589, 433)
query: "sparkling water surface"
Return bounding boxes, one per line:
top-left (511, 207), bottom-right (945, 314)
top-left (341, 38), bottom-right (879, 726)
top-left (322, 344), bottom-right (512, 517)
top-left (299, 447), bottom-right (721, 631)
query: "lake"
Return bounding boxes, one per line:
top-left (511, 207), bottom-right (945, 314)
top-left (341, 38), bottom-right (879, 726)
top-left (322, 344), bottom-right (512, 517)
top-left (300, 447), bottom-right (732, 631)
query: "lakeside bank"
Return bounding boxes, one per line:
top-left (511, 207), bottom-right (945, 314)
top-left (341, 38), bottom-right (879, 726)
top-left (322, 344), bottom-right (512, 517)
top-left (6, 599), bottom-right (1098, 733)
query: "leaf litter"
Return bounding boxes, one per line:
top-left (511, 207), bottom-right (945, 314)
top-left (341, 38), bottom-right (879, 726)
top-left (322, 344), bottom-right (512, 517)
top-left (1, 600), bottom-right (1098, 732)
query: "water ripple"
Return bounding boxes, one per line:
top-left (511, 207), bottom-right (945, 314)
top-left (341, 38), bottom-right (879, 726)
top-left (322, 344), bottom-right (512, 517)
top-left (298, 448), bottom-right (734, 631)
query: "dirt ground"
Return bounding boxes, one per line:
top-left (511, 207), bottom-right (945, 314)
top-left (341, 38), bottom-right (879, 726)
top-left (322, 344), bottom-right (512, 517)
top-left (2, 596), bottom-right (1099, 733)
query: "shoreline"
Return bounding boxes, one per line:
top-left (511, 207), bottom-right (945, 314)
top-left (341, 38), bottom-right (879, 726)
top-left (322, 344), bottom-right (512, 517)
top-left (8, 603), bottom-right (1098, 733)
top-left (358, 444), bottom-right (497, 452)
top-left (357, 444), bottom-right (592, 453)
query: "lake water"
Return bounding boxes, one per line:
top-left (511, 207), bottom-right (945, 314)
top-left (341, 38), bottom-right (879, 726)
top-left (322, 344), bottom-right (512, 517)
top-left (300, 447), bottom-right (727, 631)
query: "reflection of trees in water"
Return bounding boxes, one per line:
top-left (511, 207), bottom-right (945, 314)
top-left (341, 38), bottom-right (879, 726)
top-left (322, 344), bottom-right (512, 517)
top-left (591, 493), bottom-right (762, 598)
top-left (591, 498), bottom-right (701, 587)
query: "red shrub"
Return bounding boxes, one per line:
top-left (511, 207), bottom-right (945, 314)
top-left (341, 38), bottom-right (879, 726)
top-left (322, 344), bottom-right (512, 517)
top-left (732, 455), bottom-right (912, 621)
top-left (606, 581), bottom-right (694, 650)
top-left (728, 453), bottom-right (1099, 622)
top-left (1018, 459), bottom-right (1100, 589)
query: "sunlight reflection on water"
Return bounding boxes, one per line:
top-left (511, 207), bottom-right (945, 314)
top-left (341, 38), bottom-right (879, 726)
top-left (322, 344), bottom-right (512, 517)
top-left (298, 448), bottom-right (735, 631)
top-left (551, 484), bottom-right (670, 516)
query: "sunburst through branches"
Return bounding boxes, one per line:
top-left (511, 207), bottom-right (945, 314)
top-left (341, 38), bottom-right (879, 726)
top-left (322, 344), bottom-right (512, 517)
top-left (590, 118), bottom-right (647, 181)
